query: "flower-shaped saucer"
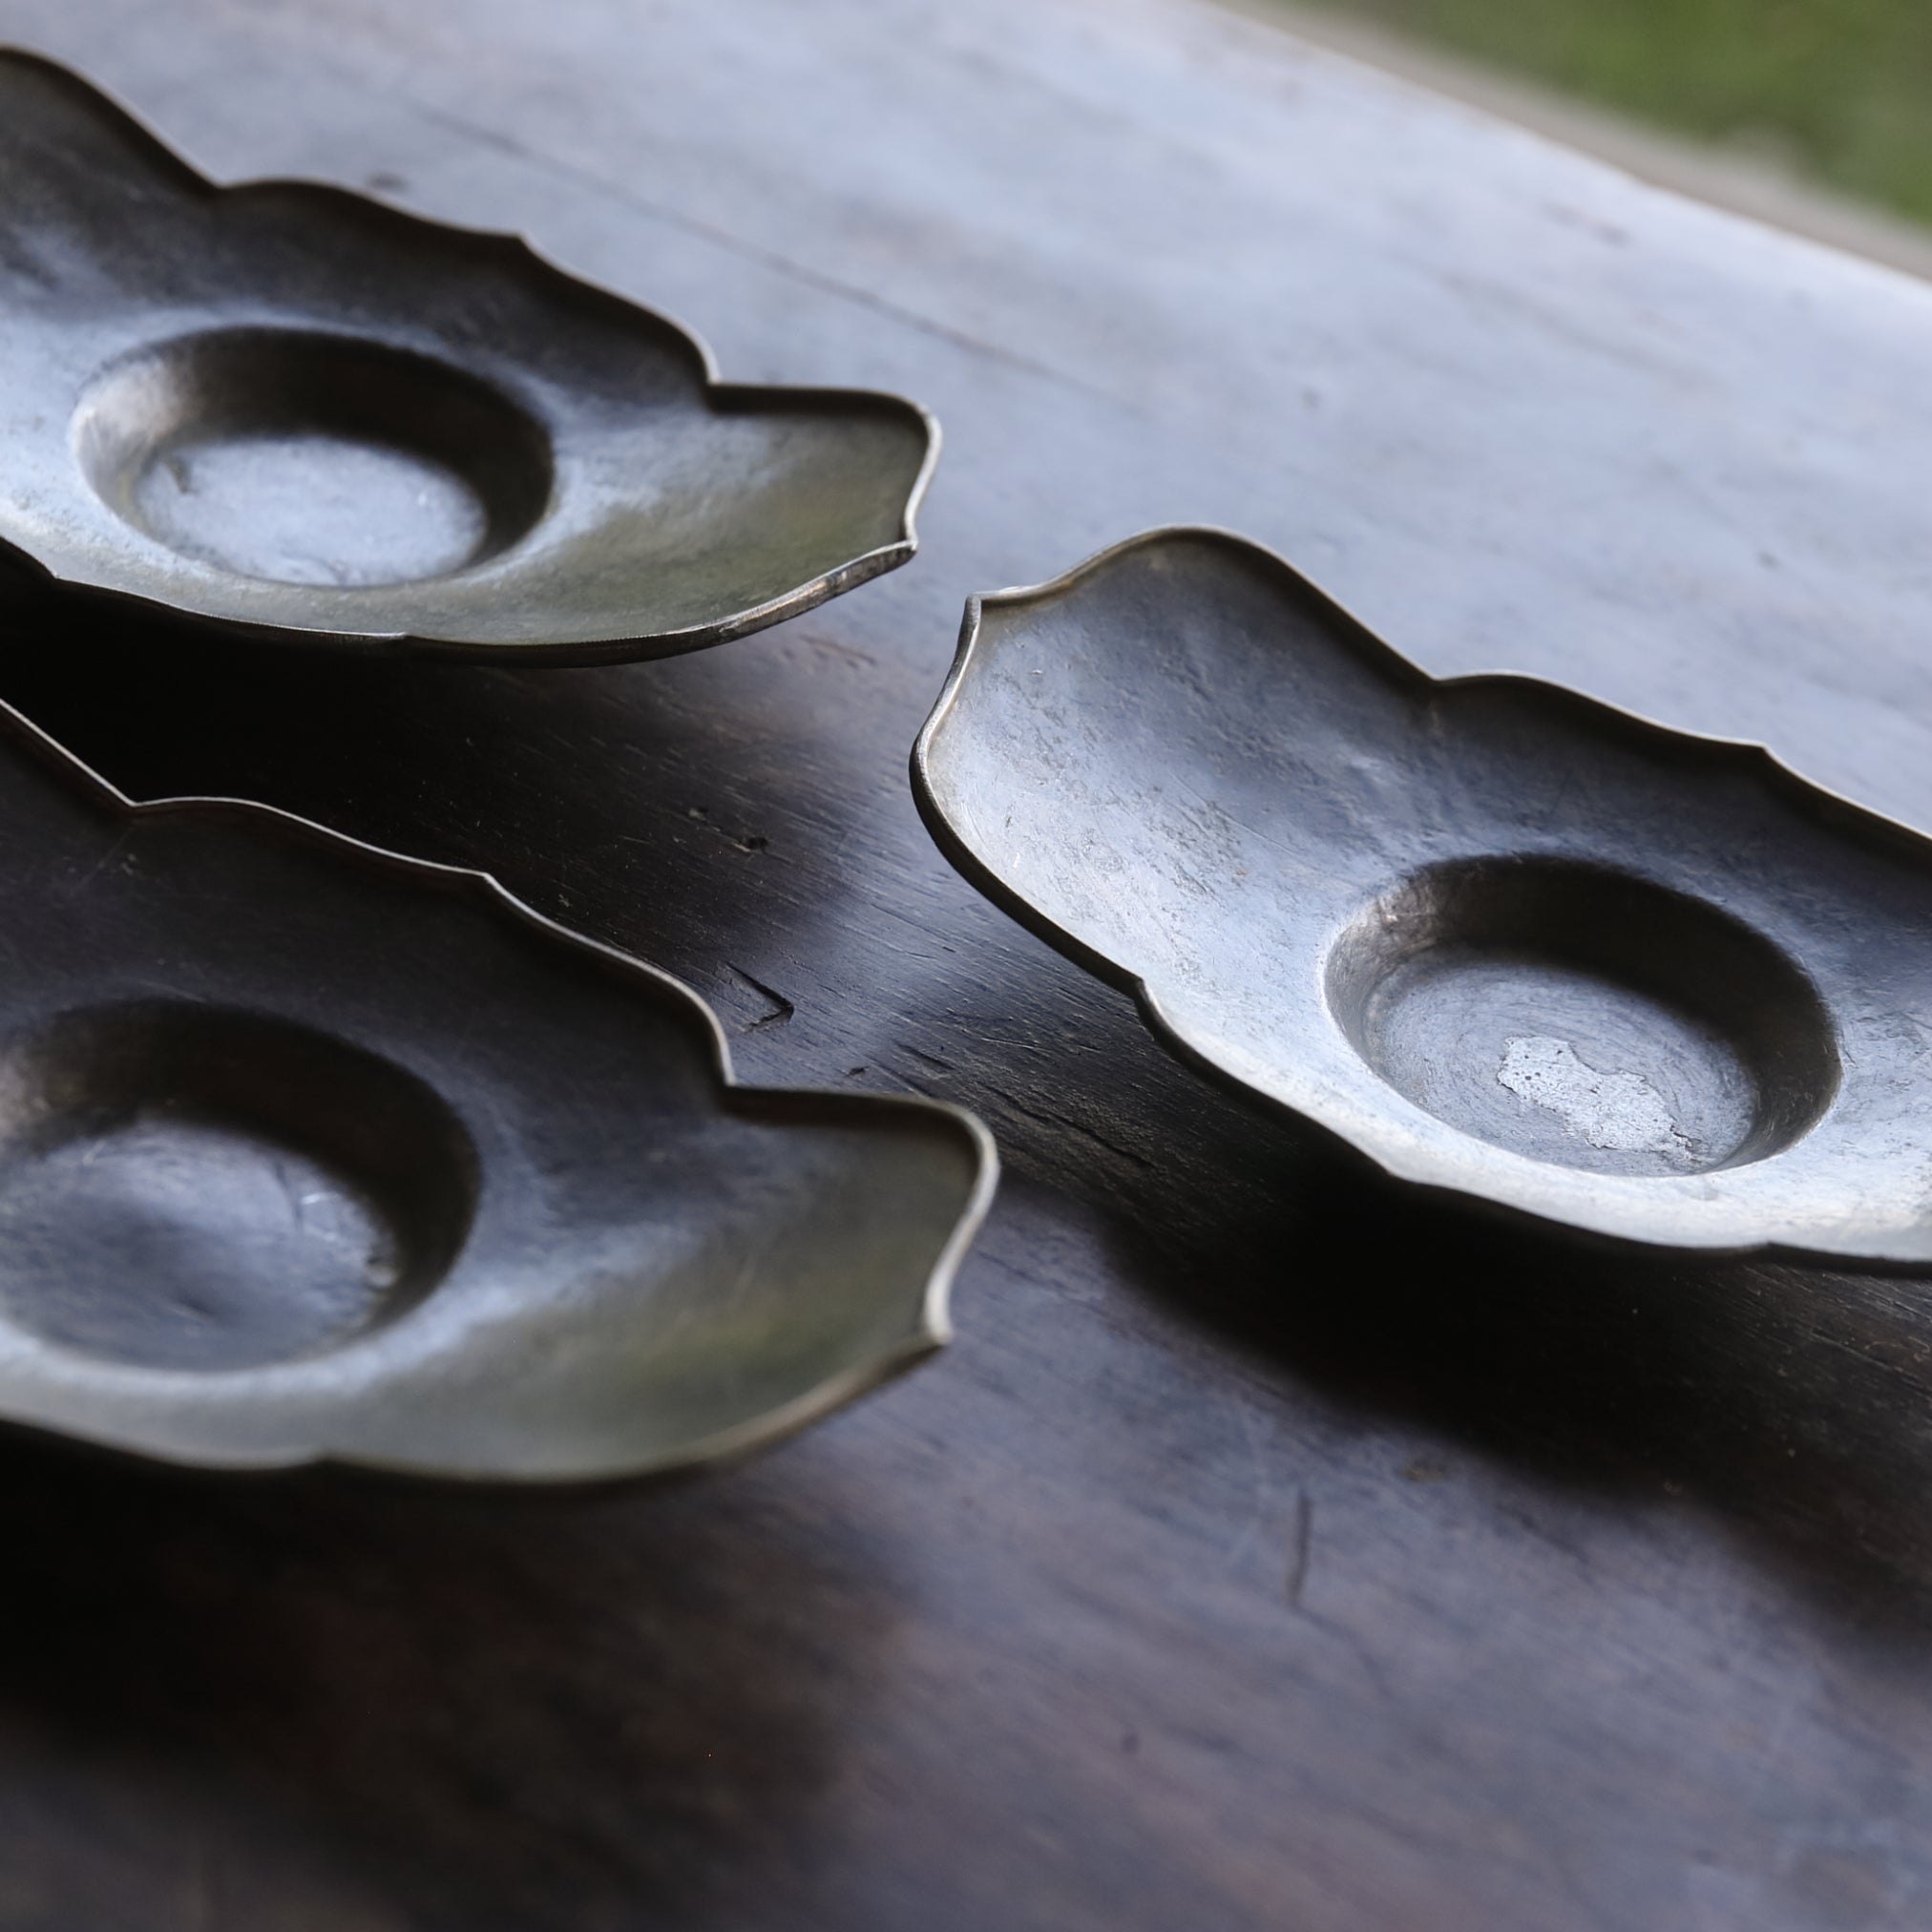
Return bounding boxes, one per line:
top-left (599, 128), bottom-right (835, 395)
top-left (0, 702), bottom-right (993, 1478)
top-left (914, 526), bottom-right (1932, 1266)
top-left (0, 51), bottom-right (936, 661)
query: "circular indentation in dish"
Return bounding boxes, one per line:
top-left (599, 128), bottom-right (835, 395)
top-left (73, 328), bottom-right (554, 588)
top-left (0, 1002), bottom-right (478, 1369)
top-left (1324, 858), bottom-right (1838, 1177)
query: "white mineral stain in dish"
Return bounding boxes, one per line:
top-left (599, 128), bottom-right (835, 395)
top-left (1497, 1035), bottom-right (1696, 1161)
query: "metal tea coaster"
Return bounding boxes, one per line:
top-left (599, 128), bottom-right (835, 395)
top-left (0, 702), bottom-right (993, 1478)
top-left (0, 51), bottom-right (937, 661)
top-left (915, 526), bottom-right (1932, 1265)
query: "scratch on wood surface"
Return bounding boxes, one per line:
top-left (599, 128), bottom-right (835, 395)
top-left (988, 1082), bottom-right (1153, 1170)
top-left (725, 962), bottom-right (794, 1030)
top-left (1286, 1489), bottom-right (1312, 1609)
top-left (800, 631), bottom-right (881, 672)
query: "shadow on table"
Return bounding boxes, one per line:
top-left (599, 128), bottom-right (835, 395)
top-left (1085, 1053), bottom-right (1932, 1643)
top-left (0, 583), bottom-right (656, 860)
top-left (0, 576), bottom-right (887, 1002)
top-left (0, 1433), bottom-right (896, 1929)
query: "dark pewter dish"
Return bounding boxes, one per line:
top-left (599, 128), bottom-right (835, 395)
top-left (0, 702), bottom-right (993, 1478)
top-left (0, 51), bottom-right (936, 661)
top-left (914, 526), bottom-right (1932, 1266)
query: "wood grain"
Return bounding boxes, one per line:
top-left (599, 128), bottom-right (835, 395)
top-left (0, 0), bottom-right (1928, 1924)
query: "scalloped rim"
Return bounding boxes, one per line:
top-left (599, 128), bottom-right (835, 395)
top-left (0, 47), bottom-right (941, 663)
top-left (0, 695), bottom-right (998, 1480)
top-left (913, 522), bottom-right (1932, 1271)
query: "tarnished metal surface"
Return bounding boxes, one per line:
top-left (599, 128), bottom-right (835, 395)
top-left (0, 51), bottom-right (937, 661)
top-left (0, 701), bottom-right (992, 1477)
top-left (916, 527), bottom-right (1932, 1263)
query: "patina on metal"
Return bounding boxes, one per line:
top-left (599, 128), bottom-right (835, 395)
top-left (914, 526), bottom-right (1932, 1265)
top-left (0, 700), bottom-right (993, 1478)
top-left (0, 50), bottom-right (937, 661)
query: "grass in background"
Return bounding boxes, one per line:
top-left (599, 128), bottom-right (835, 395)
top-left (1301, 0), bottom-right (1932, 223)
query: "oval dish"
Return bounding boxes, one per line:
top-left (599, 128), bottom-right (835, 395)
top-left (0, 51), bottom-right (936, 661)
top-left (914, 526), bottom-right (1932, 1265)
top-left (0, 702), bottom-right (993, 1479)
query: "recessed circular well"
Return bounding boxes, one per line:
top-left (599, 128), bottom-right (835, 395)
top-left (0, 1002), bottom-right (478, 1370)
top-left (72, 327), bottom-right (554, 588)
top-left (1323, 858), bottom-right (1838, 1177)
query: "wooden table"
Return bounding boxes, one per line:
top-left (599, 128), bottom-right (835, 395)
top-left (1, 2), bottom-right (1930, 1925)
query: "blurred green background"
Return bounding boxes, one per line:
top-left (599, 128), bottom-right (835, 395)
top-left (1295, 0), bottom-right (1932, 224)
